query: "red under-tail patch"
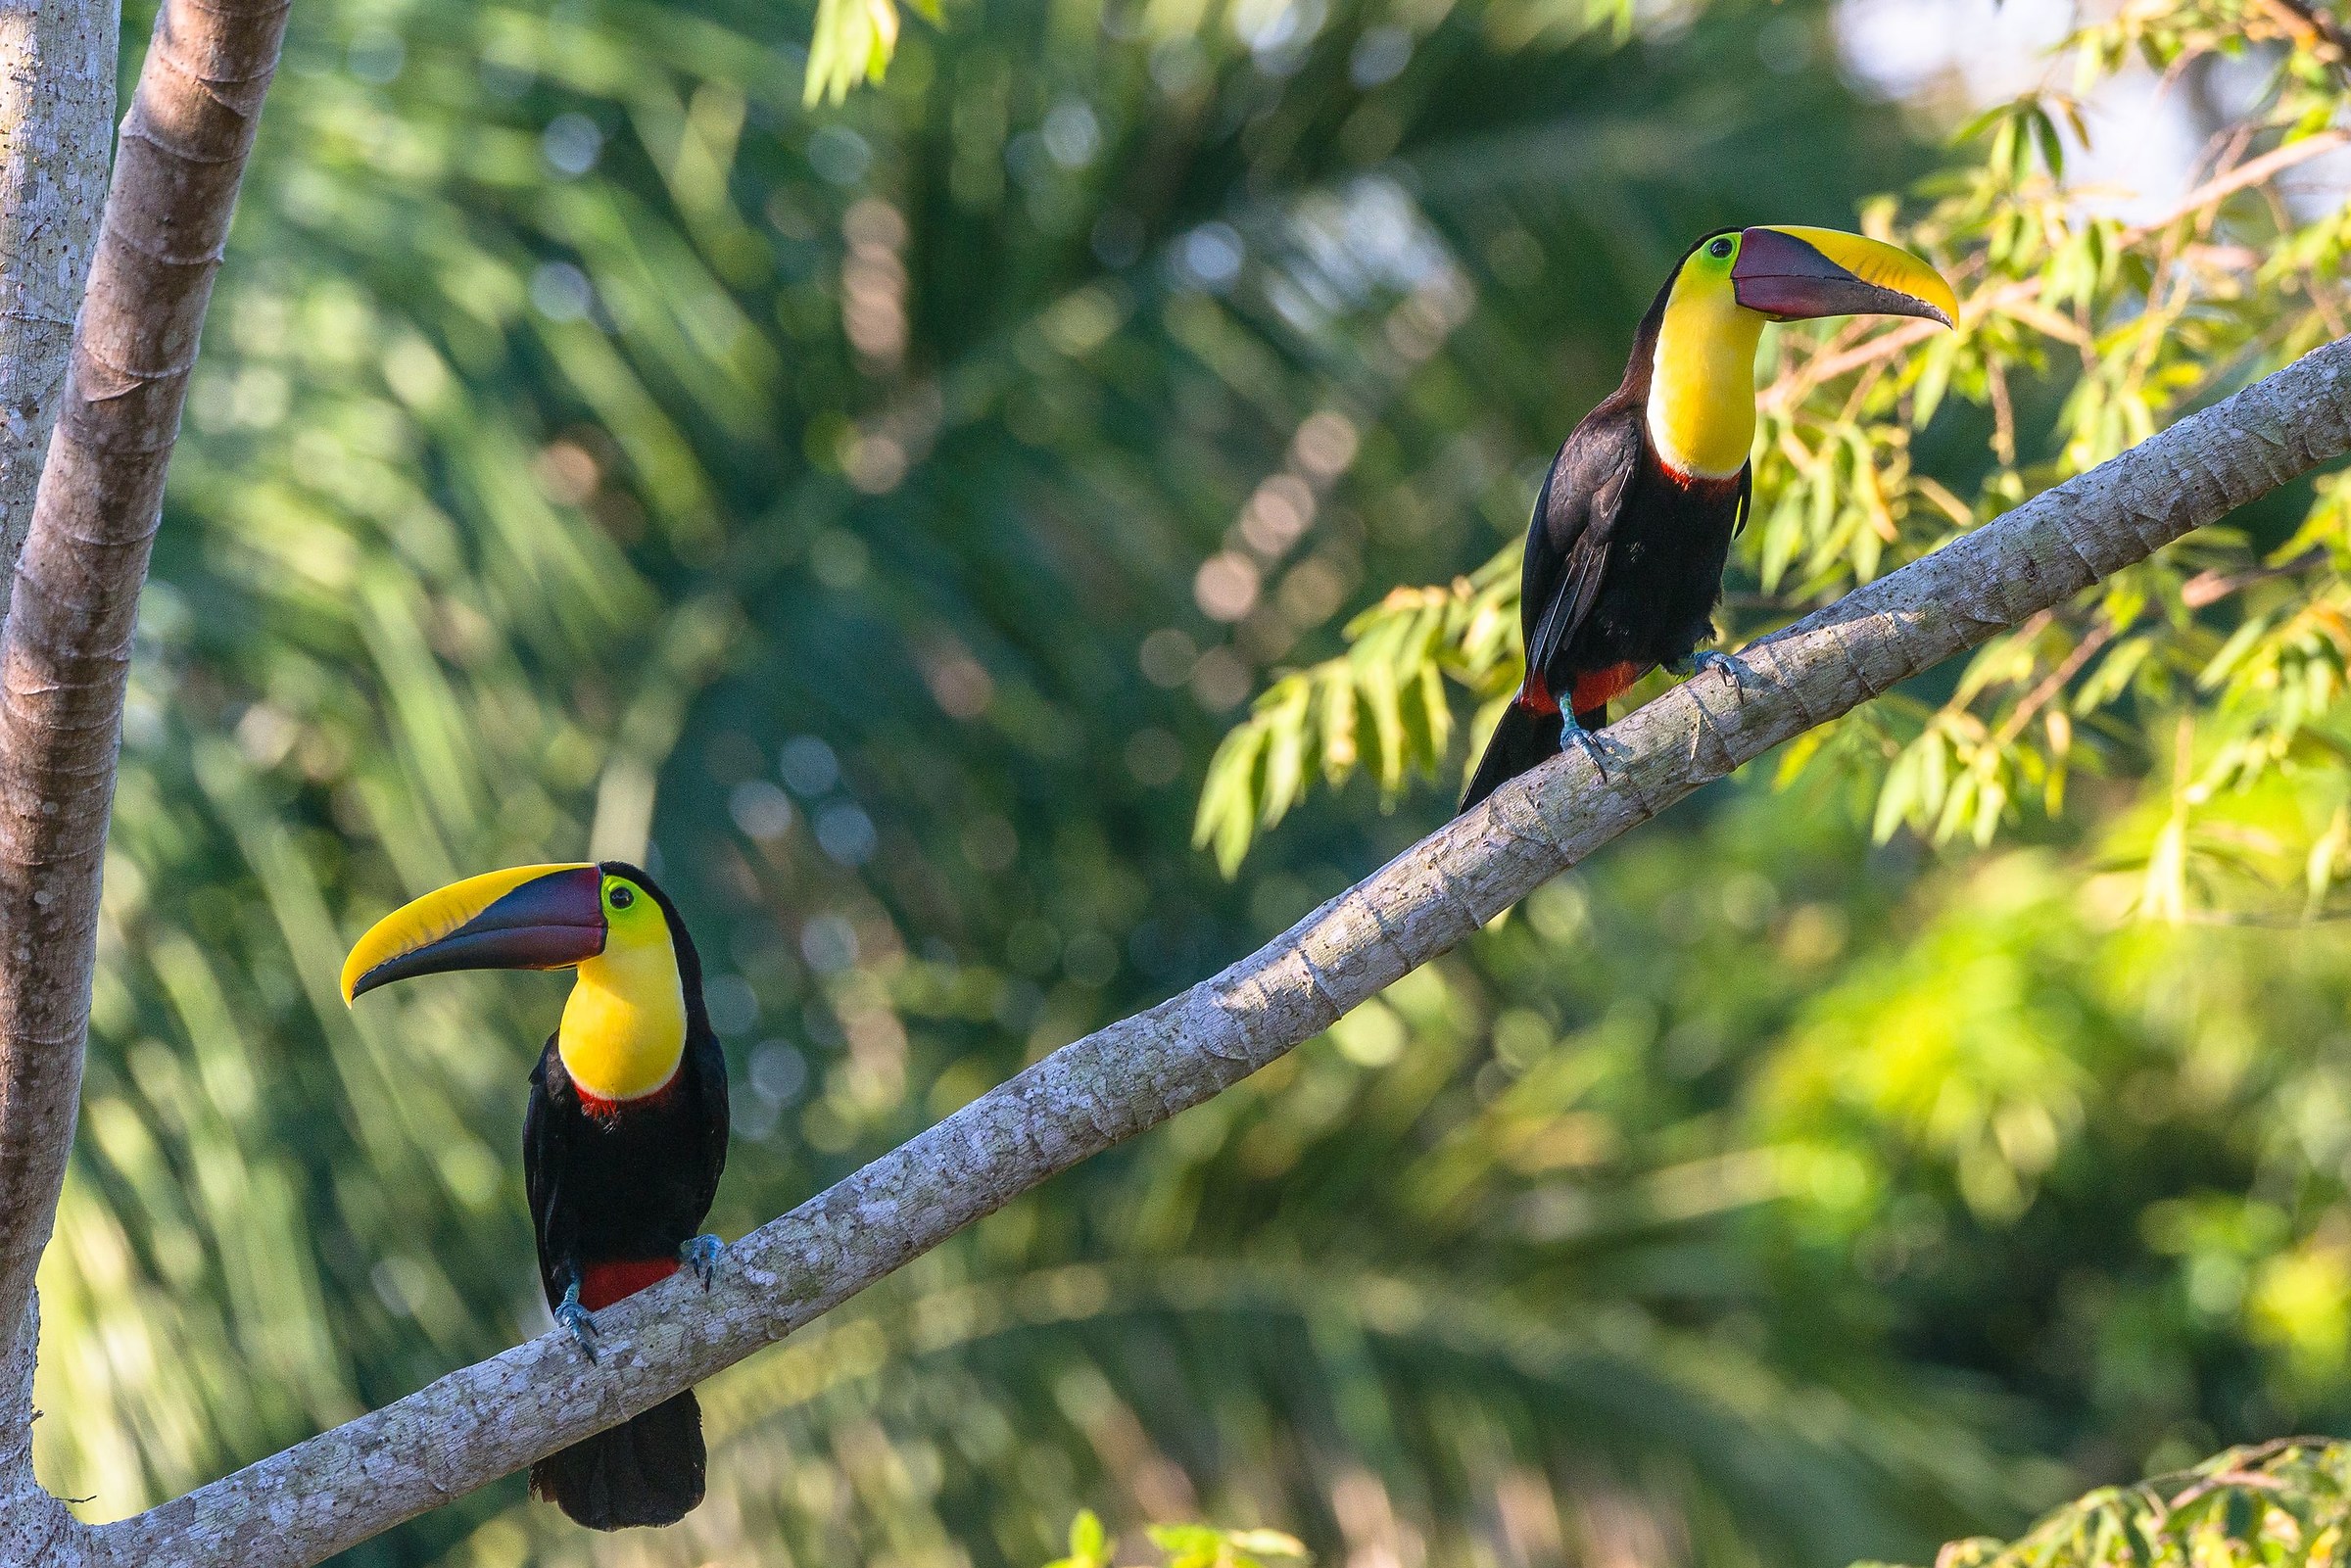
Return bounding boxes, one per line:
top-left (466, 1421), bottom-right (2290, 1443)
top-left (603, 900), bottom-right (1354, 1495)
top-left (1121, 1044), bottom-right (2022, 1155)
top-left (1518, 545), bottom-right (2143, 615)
top-left (1517, 673), bottom-right (1560, 716)
top-left (582, 1258), bottom-right (681, 1310)
top-left (1569, 662), bottom-right (1645, 715)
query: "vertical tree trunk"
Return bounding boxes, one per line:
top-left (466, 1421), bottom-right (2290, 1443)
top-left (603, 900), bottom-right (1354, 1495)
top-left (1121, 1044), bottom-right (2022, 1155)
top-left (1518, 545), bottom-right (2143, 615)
top-left (0, 0), bottom-right (115, 619)
top-left (0, 4), bottom-right (116, 1558)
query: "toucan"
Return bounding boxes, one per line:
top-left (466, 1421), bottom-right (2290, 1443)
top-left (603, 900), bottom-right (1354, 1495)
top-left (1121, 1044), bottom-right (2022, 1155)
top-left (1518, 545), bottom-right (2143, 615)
top-left (1459, 225), bottom-right (1956, 812)
top-left (341, 861), bottom-right (729, 1531)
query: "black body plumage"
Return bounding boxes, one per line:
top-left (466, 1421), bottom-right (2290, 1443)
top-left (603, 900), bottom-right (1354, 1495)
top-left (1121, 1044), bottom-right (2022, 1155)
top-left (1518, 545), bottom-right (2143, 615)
top-left (1461, 235), bottom-right (1751, 813)
top-left (523, 867), bottom-right (729, 1531)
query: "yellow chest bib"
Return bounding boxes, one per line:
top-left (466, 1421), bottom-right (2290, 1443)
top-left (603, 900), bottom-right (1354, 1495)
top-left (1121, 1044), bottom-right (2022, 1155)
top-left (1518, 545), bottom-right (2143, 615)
top-left (558, 940), bottom-right (687, 1102)
top-left (1644, 280), bottom-right (1763, 480)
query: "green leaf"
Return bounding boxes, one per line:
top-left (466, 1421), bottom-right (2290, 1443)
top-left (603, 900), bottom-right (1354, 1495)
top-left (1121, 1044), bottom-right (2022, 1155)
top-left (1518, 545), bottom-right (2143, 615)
top-left (804, 0), bottom-right (902, 106)
top-left (1913, 331), bottom-right (1958, 429)
top-left (1194, 722), bottom-right (1271, 877)
top-left (1224, 1530), bottom-right (1308, 1559)
top-left (2031, 106), bottom-right (2066, 179)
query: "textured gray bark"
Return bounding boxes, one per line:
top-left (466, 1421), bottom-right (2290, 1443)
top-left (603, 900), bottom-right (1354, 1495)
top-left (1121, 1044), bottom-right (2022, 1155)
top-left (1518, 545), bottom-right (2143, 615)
top-left (0, 0), bottom-right (114, 620)
top-left (66, 338), bottom-right (2351, 1567)
top-left (0, 4), bottom-right (115, 1563)
top-left (0, 0), bottom-right (286, 1560)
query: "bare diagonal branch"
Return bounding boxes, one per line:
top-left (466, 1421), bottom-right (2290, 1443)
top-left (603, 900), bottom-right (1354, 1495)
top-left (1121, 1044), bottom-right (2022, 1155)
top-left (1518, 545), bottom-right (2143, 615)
top-left (81, 338), bottom-right (2351, 1568)
top-left (0, 0), bottom-right (290, 1409)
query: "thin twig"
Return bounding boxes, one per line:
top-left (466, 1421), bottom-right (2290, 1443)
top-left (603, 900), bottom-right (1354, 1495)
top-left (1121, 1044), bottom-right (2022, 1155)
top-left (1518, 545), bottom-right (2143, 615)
top-left (1994, 619), bottom-right (2114, 745)
top-left (2181, 547), bottom-right (2330, 608)
top-left (2258, 0), bottom-right (2351, 81)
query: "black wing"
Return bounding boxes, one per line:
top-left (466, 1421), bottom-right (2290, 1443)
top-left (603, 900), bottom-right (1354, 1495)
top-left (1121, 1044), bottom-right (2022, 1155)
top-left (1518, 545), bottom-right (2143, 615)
top-left (523, 1035), bottom-right (571, 1305)
top-left (1521, 407), bottom-right (1643, 684)
top-left (685, 1029), bottom-right (730, 1222)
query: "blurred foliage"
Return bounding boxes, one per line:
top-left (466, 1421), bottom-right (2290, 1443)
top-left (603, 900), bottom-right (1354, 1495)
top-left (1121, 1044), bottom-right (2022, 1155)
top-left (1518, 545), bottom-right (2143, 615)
top-left (804, 0), bottom-right (1633, 109)
top-left (1040, 1508), bottom-right (1311, 1568)
top-left (1199, 1), bottom-right (2351, 890)
top-left (1071, 1443), bottom-right (2351, 1568)
top-left (30, 0), bottom-right (2351, 1567)
top-left (1863, 1440), bottom-right (2351, 1568)
top-left (1147, 1521), bottom-right (1313, 1568)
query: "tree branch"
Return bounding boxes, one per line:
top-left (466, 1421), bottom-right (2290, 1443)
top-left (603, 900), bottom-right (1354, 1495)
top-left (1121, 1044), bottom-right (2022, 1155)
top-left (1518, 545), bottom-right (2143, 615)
top-left (73, 338), bottom-right (2351, 1565)
top-left (0, 0), bottom-right (290, 1548)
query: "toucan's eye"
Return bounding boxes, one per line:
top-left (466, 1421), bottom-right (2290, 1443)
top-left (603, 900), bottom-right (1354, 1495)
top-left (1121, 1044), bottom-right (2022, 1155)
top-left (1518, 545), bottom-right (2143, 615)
top-left (609, 885), bottom-right (636, 910)
top-left (1708, 238), bottom-right (1734, 260)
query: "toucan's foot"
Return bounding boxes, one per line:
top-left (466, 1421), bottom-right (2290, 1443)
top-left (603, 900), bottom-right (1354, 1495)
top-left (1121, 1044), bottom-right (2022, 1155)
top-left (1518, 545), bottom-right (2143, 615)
top-left (556, 1282), bottom-right (600, 1361)
top-left (680, 1233), bottom-right (723, 1290)
top-left (1564, 725), bottom-right (1630, 782)
top-left (1679, 648), bottom-right (1754, 692)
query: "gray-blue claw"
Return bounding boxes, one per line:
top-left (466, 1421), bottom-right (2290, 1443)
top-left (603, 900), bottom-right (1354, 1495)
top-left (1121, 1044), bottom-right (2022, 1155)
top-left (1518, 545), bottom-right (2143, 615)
top-left (556, 1282), bottom-right (600, 1360)
top-left (1685, 649), bottom-right (1753, 689)
top-left (680, 1233), bottom-right (723, 1290)
top-left (1564, 725), bottom-right (1628, 781)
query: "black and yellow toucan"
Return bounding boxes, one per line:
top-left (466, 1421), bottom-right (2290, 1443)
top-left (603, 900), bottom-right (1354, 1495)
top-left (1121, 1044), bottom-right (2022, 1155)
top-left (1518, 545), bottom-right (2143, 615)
top-left (342, 861), bottom-right (729, 1531)
top-left (1460, 225), bottom-right (1956, 812)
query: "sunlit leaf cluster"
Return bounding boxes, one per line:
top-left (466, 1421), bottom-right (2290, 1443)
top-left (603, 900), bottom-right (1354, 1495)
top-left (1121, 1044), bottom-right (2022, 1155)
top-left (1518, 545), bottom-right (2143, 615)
top-left (1864, 1441), bottom-right (2351, 1568)
top-left (1195, 548), bottom-right (1515, 873)
top-left (1041, 1508), bottom-right (1310, 1568)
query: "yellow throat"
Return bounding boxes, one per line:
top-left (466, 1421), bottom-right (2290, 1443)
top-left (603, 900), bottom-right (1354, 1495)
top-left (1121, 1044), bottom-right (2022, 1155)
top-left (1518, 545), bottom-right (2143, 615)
top-left (558, 903), bottom-right (686, 1103)
top-left (1644, 255), bottom-right (1764, 481)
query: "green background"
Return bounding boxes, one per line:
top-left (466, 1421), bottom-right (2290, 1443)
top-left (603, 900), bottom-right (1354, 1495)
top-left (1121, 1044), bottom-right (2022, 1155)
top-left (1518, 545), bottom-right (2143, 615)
top-left (35, 1), bottom-right (2351, 1565)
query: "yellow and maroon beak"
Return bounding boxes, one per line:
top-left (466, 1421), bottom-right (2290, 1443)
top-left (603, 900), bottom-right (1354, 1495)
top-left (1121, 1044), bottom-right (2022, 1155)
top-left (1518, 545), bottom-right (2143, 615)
top-left (340, 863), bottom-right (607, 1005)
top-left (1733, 226), bottom-right (1956, 328)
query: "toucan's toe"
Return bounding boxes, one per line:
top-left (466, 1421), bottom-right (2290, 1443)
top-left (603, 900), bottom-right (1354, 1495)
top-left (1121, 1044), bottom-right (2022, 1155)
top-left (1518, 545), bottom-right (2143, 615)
top-left (680, 1234), bottom-right (723, 1290)
top-left (556, 1300), bottom-right (600, 1360)
top-left (1682, 649), bottom-right (1754, 687)
top-left (1564, 725), bottom-right (1630, 781)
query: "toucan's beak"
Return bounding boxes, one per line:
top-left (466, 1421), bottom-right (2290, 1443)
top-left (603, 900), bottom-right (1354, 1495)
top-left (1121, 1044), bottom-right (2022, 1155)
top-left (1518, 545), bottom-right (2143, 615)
top-left (1733, 226), bottom-right (1957, 328)
top-left (341, 863), bottom-right (606, 1005)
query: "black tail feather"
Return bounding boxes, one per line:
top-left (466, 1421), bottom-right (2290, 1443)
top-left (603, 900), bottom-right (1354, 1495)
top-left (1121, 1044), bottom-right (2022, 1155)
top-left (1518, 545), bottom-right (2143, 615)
top-left (531, 1388), bottom-right (705, 1530)
top-left (1461, 701), bottom-right (1566, 814)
